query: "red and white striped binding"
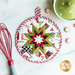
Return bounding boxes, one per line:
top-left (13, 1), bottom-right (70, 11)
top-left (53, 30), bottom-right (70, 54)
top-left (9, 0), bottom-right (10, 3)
top-left (15, 7), bottom-right (62, 64)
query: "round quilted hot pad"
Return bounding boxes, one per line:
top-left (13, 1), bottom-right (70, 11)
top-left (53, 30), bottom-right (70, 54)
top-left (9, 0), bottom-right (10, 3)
top-left (15, 7), bottom-right (62, 63)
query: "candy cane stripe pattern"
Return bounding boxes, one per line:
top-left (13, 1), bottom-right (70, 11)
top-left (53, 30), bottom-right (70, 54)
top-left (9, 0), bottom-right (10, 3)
top-left (35, 7), bottom-right (41, 17)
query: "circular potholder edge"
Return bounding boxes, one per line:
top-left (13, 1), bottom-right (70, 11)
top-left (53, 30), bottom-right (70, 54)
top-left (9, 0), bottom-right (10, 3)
top-left (15, 16), bottom-right (62, 63)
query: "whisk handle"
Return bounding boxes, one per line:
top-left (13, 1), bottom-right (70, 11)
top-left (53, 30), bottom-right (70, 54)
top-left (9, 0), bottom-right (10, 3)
top-left (9, 65), bottom-right (17, 75)
top-left (8, 60), bottom-right (17, 75)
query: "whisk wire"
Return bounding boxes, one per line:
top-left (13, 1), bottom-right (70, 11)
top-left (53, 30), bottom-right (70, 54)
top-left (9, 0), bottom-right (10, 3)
top-left (0, 23), bottom-right (7, 29)
top-left (8, 32), bottom-right (12, 60)
top-left (2, 30), bottom-right (9, 51)
top-left (0, 31), bottom-right (10, 60)
top-left (4, 29), bottom-right (12, 60)
top-left (0, 31), bottom-right (7, 53)
top-left (0, 45), bottom-right (9, 60)
top-left (0, 25), bottom-right (12, 61)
